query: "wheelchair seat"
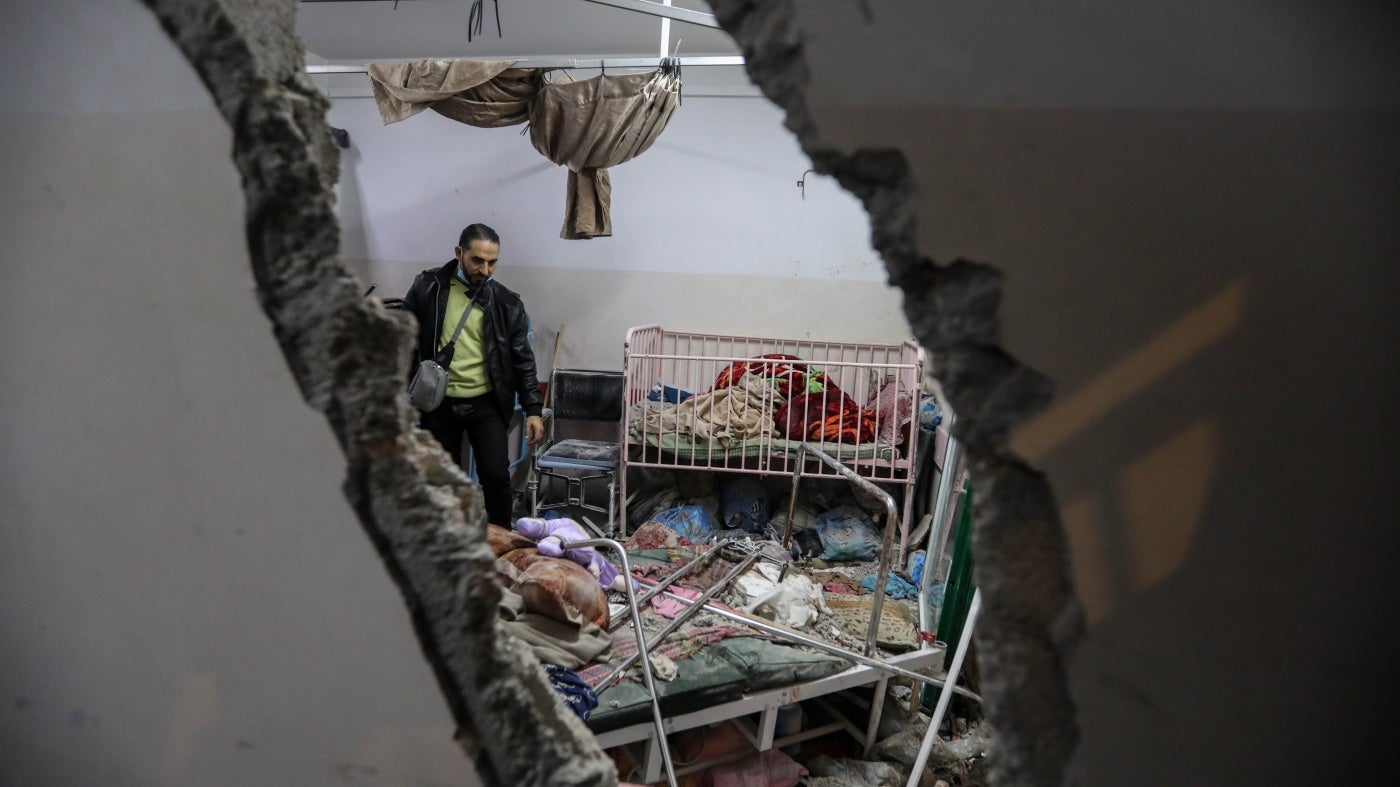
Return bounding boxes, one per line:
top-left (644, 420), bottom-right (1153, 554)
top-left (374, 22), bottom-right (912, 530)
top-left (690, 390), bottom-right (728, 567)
top-left (537, 438), bottom-right (619, 470)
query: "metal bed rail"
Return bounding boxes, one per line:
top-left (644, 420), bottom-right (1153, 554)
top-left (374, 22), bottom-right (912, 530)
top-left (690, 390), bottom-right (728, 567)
top-left (558, 538), bottom-right (679, 787)
top-left (594, 647), bottom-right (949, 784)
top-left (619, 325), bottom-right (924, 554)
top-left (787, 443), bottom-right (898, 657)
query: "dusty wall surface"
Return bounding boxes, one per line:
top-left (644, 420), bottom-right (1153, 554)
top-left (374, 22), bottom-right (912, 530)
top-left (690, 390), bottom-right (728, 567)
top-left (132, 0), bottom-right (617, 783)
top-left (0, 0), bottom-right (481, 784)
top-left (2, 0), bottom-right (615, 784)
top-left (712, 1), bottom-right (1400, 785)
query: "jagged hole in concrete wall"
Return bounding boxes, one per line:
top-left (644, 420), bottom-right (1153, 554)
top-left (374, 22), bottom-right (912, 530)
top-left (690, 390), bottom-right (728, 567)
top-left (705, 4), bottom-right (1084, 786)
top-left (140, 0), bottom-right (1083, 785)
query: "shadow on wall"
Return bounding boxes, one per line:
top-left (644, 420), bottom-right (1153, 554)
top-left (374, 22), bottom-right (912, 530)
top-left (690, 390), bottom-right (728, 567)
top-left (907, 107), bottom-right (1400, 784)
top-left (336, 141), bottom-right (371, 281)
top-left (1013, 279), bottom-right (1246, 623)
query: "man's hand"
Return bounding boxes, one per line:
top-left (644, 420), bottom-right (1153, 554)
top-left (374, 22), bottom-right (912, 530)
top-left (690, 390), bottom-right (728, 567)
top-left (525, 415), bottom-right (546, 446)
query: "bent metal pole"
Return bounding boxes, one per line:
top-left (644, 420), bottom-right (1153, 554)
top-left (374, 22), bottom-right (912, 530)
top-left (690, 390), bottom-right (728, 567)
top-left (590, 548), bottom-right (764, 692)
top-left (637, 580), bottom-right (982, 705)
top-left (802, 443), bottom-right (899, 656)
top-left (557, 538), bottom-right (678, 787)
top-left (606, 539), bottom-right (726, 632)
top-left (907, 589), bottom-right (983, 787)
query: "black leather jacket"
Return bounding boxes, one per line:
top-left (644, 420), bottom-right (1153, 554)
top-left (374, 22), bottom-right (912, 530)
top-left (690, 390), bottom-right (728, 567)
top-left (400, 260), bottom-right (544, 418)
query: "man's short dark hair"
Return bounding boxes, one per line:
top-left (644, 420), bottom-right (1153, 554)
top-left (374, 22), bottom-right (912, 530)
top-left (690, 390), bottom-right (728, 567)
top-left (459, 223), bottom-right (500, 247)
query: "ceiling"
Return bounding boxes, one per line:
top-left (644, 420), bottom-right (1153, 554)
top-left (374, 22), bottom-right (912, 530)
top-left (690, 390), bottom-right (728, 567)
top-left (296, 0), bottom-right (740, 62)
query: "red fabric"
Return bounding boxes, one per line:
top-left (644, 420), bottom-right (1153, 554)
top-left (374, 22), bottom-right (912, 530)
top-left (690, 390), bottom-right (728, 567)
top-left (773, 387), bottom-right (878, 443)
top-left (824, 580), bottom-right (859, 595)
top-left (623, 520), bottom-right (695, 551)
top-left (713, 354), bottom-right (880, 444)
top-left (711, 354), bottom-right (826, 399)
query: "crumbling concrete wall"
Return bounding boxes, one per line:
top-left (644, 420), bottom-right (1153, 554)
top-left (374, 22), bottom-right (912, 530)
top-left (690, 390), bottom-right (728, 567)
top-left (135, 1), bottom-right (615, 785)
top-left (138, 0), bottom-right (1079, 785)
top-left (707, 3), bottom-right (1083, 786)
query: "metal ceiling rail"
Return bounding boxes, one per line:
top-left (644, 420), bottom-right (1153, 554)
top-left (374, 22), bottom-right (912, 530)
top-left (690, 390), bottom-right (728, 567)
top-left (305, 55), bottom-right (743, 74)
top-left (297, 0), bottom-right (722, 29)
top-left (579, 0), bottom-right (722, 29)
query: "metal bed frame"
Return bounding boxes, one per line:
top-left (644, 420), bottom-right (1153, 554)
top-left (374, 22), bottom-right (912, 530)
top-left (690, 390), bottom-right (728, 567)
top-left (574, 437), bottom-right (975, 785)
top-left (554, 327), bottom-right (973, 785)
top-left (595, 646), bottom-right (947, 785)
top-left (620, 325), bottom-right (925, 559)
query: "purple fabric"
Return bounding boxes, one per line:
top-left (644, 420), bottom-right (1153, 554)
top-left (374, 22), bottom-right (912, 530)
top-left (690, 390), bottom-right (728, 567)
top-left (515, 516), bottom-right (625, 591)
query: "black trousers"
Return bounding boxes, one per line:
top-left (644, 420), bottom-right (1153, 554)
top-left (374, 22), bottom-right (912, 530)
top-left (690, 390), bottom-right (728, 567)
top-left (420, 393), bottom-right (513, 526)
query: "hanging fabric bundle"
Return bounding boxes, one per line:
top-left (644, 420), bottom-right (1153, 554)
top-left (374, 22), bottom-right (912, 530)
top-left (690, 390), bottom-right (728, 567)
top-left (527, 67), bottom-right (680, 238)
top-left (366, 59), bottom-right (539, 126)
top-left (365, 58), bottom-right (682, 240)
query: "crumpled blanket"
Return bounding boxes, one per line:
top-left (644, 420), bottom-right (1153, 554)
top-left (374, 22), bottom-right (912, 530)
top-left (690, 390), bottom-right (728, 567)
top-left (711, 354), bottom-right (828, 400)
top-left (628, 549), bottom-right (742, 591)
top-left (636, 374), bottom-right (778, 447)
top-left (650, 585), bottom-right (701, 618)
top-left (543, 664), bottom-right (600, 720)
top-left (624, 520), bottom-right (696, 551)
top-left (498, 587), bottom-right (613, 670)
top-left (860, 571), bottom-right (920, 599)
top-left (870, 376), bottom-right (915, 446)
top-left (773, 385), bottom-right (878, 444)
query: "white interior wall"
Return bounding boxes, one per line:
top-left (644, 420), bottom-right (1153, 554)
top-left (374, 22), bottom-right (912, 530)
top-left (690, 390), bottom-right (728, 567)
top-left (0, 2), bottom-right (477, 785)
top-left (326, 76), bottom-right (910, 372)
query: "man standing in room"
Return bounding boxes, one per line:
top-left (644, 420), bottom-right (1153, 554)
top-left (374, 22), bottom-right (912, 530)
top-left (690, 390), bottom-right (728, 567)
top-left (401, 223), bottom-right (546, 526)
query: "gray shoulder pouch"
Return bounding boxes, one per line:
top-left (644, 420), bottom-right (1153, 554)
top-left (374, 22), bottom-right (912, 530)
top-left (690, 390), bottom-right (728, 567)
top-left (408, 280), bottom-right (486, 413)
top-left (408, 359), bottom-right (450, 412)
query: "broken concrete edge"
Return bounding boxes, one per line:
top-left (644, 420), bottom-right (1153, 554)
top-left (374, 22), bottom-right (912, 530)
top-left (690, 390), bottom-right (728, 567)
top-left (136, 1), bottom-right (617, 785)
top-left (707, 1), bottom-right (1084, 785)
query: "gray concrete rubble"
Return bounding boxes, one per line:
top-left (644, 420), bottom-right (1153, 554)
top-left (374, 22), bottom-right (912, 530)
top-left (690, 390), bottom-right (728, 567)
top-left (805, 724), bottom-right (991, 787)
top-left (134, 1), bottom-right (616, 784)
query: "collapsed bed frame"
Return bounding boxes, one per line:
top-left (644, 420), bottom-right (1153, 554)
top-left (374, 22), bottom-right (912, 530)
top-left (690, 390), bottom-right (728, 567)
top-left (575, 438), bottom-right (968, 785)
top-left (619, 325), bottom-right (925, 558)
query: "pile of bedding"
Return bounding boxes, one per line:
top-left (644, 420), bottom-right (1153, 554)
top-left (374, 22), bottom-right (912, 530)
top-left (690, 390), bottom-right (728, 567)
top-left (632, 354), bottom-right (915, 455)
top-left (490, 508), bottom-right (922, 730)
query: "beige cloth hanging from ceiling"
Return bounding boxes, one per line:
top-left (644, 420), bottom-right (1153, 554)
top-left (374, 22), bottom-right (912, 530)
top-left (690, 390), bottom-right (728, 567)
top-left (528, 71), bottom-right (680, 238)
top-left (367, 59), bottom-right (539, 126)
top-left (365, 58), bottom-right (681, 239)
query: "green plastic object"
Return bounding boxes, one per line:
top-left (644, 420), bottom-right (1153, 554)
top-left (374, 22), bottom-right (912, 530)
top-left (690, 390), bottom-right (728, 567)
top-left (923, 484), bottom-right (975, 709)
top-left (936, 484), bottom-right (976, 664)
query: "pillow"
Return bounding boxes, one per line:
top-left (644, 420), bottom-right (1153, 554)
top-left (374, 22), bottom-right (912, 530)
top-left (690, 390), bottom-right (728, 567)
top-left (488, 523), bottom-right (535, 556)
top-left (496, 549), bottom-right (610, 629)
